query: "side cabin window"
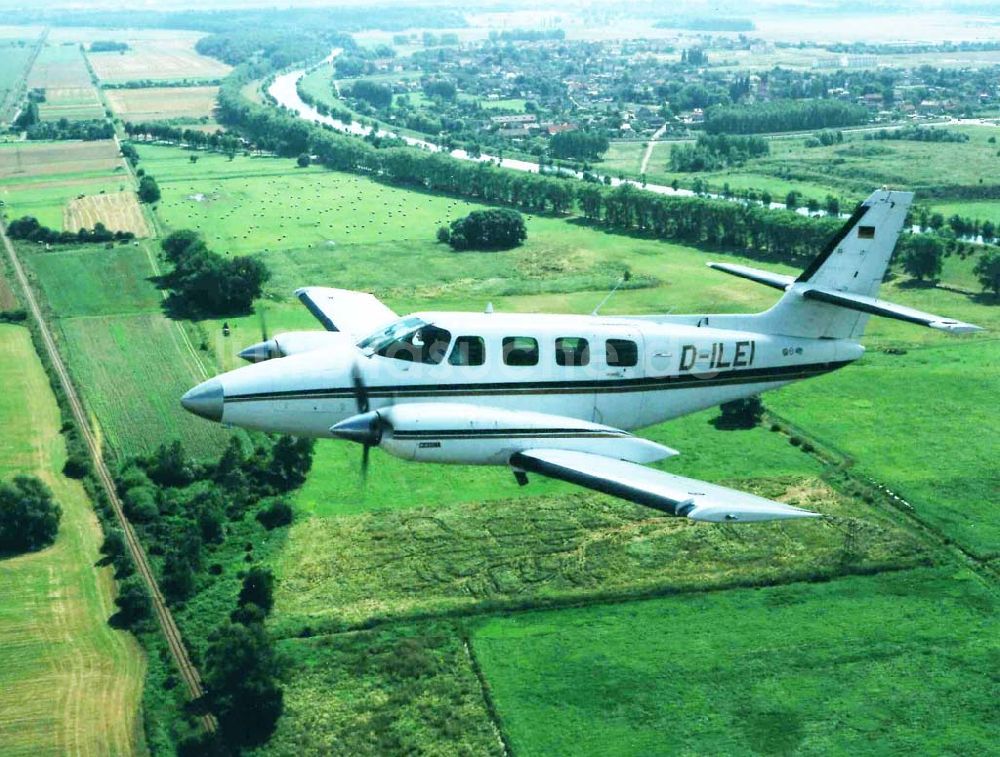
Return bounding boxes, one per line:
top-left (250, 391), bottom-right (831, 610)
top-left (375, 324), bottom-right (452, 364)
top-left (448, 336), bottom-right (486, 366)
top-left (606, 338), bottom-right (638, 367)
top-left (555, 337), bottom-right (590, 367)
top-left (502, 336), bottom-right (539, 367)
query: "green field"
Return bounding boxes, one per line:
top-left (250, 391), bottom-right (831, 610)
top-left (0, 324), bottom-right (144, 753)
top-left (643, 126), bottom-right (1000, 206)
top-left (472, 567), bottom-right (998, 755)
top-left (23, 242), bottom-right (234, 459)
top-left (601, 140), bottom-right (647, 176)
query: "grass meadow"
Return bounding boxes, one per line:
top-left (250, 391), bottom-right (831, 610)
top-left (472, 567), bottom-right (998, 756)
top-left (0, 324), bottom-right (145, 754)
top-left (23, 242), bottom-right (234, 460)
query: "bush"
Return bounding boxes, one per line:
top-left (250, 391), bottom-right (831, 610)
top-left (62, 452), bottom-right (91, 479)
top-left (256, 499), bottom-right (293, 530)
top-left (448, 208), bottom-right (527, 251)
top-left (138, 175), bottom-right (161, 203)
top-left (237, 566), bottom-right (274, 614)
top-left (110, 576), bottom-right (151, 628)
top-left (436, 225), bottom-right (451, 243)
top-left (0, 475), bottom-right (61, 553)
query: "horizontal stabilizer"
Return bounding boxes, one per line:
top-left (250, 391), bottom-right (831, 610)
top-left (707, 262), bottom-right (794, 291)
top-left (510, 449), bottom-right (820, 522)
top-left (802, 287), bottom-right (982, 334)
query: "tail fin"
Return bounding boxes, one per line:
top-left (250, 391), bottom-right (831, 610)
top-left (708, 189), bottom-right (981, 339)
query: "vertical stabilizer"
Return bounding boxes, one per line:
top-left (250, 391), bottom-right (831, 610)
top-left (758, 189), bottom-right (913, 339)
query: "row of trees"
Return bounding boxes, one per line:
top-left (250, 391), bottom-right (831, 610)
top-left (864, 126), bottom-right (970, 143)
top-left (6, 216), bottom-right (136, 245)
top-left (704, 99), bottom-right (868, 134)
top-left (669, 133), bottom-right (769, 171)
top-left (26, 119), bottom-right (115, 141)
top-left (549, 130), bottom-right (610, 161)
top-left (158, 230), bottom-right (270, 317)
top-left (122, 122), bottom-right (244, 157)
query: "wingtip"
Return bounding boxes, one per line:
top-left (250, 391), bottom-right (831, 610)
top-left (686, 503), bottom-right (821, 523)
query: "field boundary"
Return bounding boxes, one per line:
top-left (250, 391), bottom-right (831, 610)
top-left (0, 219), bottom-right (215, 733)
top-left (765, 409), bottom-right (1000, 583)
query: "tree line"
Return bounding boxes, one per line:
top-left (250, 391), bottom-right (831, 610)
top-left (704, 99), bottom-right (868, 134)
top-left (101, 433), bottom-right (313, 751)
top-left (6, 216), bottom-right (136, 245)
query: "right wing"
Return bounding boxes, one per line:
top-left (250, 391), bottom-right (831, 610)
top-left (510, 448), bottom-right (819, 522)
top-left (295, 286), bottom-right (398, 340)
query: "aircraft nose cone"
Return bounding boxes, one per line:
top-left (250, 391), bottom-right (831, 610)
top-left (181, 377), bottom-right (224, 422)
top-left (330, 411), bottom-right (380, 445)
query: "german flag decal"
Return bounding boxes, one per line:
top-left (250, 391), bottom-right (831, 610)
top-left (858, 225), bottom-right (876, 239)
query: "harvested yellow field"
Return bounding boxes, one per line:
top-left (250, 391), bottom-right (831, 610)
top-left (105, 85), bottom-right (219, 121)
top-left (88, 38), bottom-right (231, 83)
top-left (0, 324), bottom-right (145, 755)
top-left (65, 191), bottom-right (150, 237)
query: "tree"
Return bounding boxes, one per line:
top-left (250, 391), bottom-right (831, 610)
top-left (111, 576), bottom-right (151, 628)
top-left (162, 550), bottom-right (195, 603)
top-left (0, 475), bottom-right (61, 554)
top-left (237, 567), bottom-right (275, 614)
top-left (256, 499), bottom-right (293, 530)
top-left (448, 208), bottom-right (527, 251)
top-left (161, 230), bottom-right (201, 264)
top-left (549, 130), bottom-right (609, 161)
top-left (901, 235), bottom-right (944, 281)
top-left (973, 249), bottom-right (1000, 295)
top-left (436, 225), bottom-right (451, 243)
top-left (203, 622), bottom-right (283, 748)
top-left (296, 153), bottom-right (310, 168)
top-left (138, 175), bottom-right (161, 203)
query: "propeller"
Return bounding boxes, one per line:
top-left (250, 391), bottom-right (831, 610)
top-left (331, 361), bottom-right (387, 482)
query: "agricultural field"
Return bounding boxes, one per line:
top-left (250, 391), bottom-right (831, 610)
top-left (601, 139), bottom-right (647, 176)
top-left (643, 125), bottom-right (1000, 207)
top-left (26, 142), bottom-right (995, 752)
top-left (22, 242), bottom-right (233, 460)
top-left (86, 38), bottom-right (231, 84)
top-left (472, 567), bottom-right (998, 755)
top-left (104, 85), bottom-right (219, 122)
top-left (0, 324), bottom-right (145, 754)
top-left (0, 39), bottom-right (35, 124)
top-left (27, 43), bottom-right (104, 121)
top-left (0, 140), bottom-right (130, 230)
top-left (64, 190), bottom-right (150, 237)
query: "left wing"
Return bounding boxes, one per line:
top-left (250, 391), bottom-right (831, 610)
top-left (296, 286), bottom-right (398, 339)
top-left (510, 448), bottom-right (819, 522)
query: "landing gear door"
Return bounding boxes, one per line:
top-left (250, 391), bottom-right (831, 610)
top-left (593, 328), bottom-right (644, 428)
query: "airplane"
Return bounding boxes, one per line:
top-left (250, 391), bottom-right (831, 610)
top-left (181, 189), bottom-right (980, 523)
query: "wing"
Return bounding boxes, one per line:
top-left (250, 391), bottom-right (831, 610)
top-left (295, 286), bottom-right (398, 339)
top-left (510, 448), bottom-right (819, 522)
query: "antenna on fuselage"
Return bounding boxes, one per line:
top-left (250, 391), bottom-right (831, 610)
top-left (591, 270), bottom-right (631, 316)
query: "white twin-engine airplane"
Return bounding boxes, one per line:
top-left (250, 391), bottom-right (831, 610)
top-left (182, 190), bottom-right (980, 522)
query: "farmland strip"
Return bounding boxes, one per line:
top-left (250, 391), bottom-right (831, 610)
top-left (0, 219), bottom-right (215, 733)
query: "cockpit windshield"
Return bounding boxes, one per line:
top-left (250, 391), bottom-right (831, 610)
top-left (357, 317), bottom-right (453, 365)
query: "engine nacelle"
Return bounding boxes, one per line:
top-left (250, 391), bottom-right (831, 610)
top-left (330, 403), bottom-right (678, 466)
top-left (239, 331), bottom-right (352, 362)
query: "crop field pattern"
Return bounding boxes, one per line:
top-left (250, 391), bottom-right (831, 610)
top-left (28, 43), bottom-right (104, 121)
top-left (104, 85), bottom-right (219, 122)
top-left (0, 140), bottom-right (130, 229)
top-left (0, 40), bottom-right (34, 123)
top-left (64, 191), bottom-right (150, 237)
top-left (87, 39), bottom-right (230, 83)
top-left (0, 324), bottom-right (144, 754)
